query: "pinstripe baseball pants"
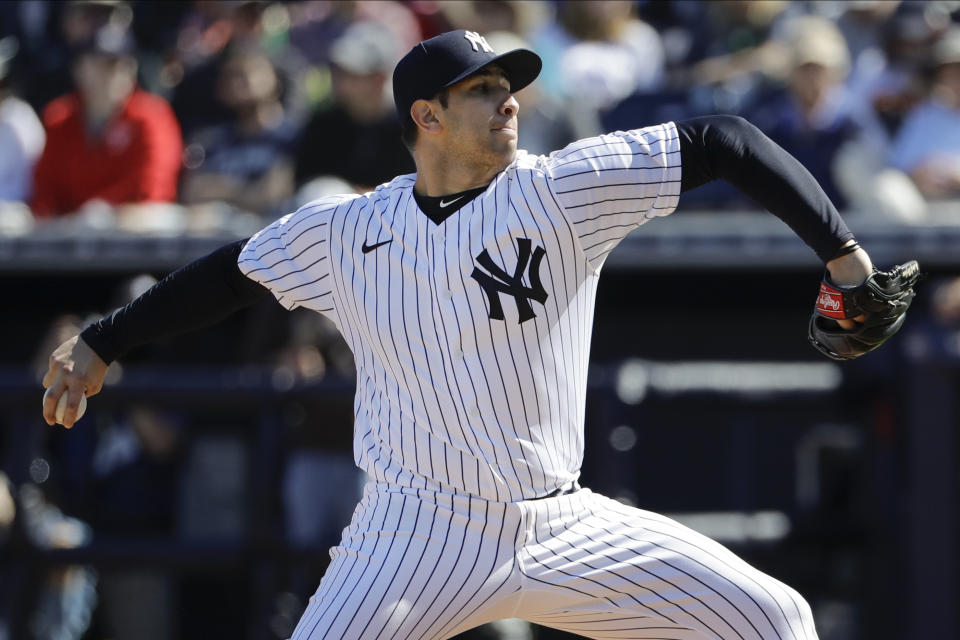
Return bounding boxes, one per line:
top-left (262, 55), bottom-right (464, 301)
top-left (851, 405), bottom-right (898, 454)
top-left (290, 483), bottom-right (816, 640)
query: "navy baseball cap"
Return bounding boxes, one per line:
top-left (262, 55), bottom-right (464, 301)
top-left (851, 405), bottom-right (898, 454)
top-left (392, 29), bottom-right (542, 120)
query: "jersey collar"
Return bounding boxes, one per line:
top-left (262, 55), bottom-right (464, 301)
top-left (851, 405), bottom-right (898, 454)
top-left (413, 184), bottom-right (489, 225)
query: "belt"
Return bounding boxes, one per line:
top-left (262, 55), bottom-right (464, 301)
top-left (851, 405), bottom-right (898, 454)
top-left (535, 481), bottom-right (580, 500)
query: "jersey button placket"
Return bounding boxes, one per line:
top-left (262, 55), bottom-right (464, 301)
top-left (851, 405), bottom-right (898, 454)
top-left (430, 224), bottom-right (463, 361)
top-left (430, 226), bottom-right (450, 308)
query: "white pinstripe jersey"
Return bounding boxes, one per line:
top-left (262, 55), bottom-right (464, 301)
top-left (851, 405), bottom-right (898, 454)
top-left (239, 122), bottom-right (681, 502)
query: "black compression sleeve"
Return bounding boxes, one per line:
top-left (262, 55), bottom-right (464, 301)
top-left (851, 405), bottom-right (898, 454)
top-left (676, 115), bottom-right (854, 262)
top-left (80, 239), bottom-right (270, 364)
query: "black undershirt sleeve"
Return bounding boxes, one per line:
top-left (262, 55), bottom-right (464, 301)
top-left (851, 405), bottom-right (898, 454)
top-left (676, 115), bottom-right (854, 263)
top-left (80, 239), bottom-right (270, 364)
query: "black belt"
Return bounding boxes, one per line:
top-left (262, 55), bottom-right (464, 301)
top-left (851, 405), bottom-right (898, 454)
top-left (536, 481), bottom-right (580, 500)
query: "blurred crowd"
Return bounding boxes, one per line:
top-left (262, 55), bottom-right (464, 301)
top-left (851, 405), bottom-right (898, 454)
top-left (2, 2), bottom-right (960, 639)
top-left (0, 0), bottom-right (958, 234)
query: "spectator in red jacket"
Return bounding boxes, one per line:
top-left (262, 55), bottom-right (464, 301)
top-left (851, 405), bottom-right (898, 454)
top-left (31, 26), bottom-right (182, 218)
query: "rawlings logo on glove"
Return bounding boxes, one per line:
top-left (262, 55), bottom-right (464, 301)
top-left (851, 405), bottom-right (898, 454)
top-left (808, 260), bottom-right (921, 361)
top-left (816, 284), bottom-right (844, 317)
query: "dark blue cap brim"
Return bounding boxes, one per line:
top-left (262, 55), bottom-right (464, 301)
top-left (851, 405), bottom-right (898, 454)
top-left (441, 48), bottom-right (542, 94)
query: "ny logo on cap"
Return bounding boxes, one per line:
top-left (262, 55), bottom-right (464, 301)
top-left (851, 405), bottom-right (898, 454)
top-left (464, 31), bottom-right (494, 53)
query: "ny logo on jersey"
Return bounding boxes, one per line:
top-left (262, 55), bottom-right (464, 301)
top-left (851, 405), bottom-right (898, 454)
top-left (471, 238), bottom-right (548, 323)
top-left (464, 31), bottom-right (494, 53)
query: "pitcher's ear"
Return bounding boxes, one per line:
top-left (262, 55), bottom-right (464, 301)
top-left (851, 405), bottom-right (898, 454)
top-left (411, 98), bottom-right (443, 135)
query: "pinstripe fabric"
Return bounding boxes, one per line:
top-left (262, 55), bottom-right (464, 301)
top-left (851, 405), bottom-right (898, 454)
top-left (239, 123), bottom-right (680, 503)
top-left (290, 484), bottom-right (816, 640)
top-left (239, 122), bottom-right (817, 639)
top-left (289, 483), bottom-right (525, 640)
top-left (518, 491), bottom-right (816, 640)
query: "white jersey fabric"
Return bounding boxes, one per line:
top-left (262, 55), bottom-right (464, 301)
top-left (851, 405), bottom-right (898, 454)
top-left (239, 122), bottom-right (681, 502)
top-left (238, 122), bottom-right (819, 640)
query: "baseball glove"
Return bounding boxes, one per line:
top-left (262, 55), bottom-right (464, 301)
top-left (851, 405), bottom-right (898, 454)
top-left (808, 260), bottom-right (921, 361)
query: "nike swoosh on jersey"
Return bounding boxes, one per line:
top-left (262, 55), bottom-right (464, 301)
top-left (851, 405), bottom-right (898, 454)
top-left (361, 239), bottom-right (393, 254)
top-left (439, 196), bottom-right (464, 208)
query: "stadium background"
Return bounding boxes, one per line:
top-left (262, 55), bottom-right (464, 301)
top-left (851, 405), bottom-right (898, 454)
top-left (1, 1), bottom-right (958, 639)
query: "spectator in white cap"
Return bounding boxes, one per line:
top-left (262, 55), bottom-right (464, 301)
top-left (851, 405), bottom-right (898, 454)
top-left (293, 20), bottom-right (414, 195)
top-left (748, 16), bottom-right (888, 211)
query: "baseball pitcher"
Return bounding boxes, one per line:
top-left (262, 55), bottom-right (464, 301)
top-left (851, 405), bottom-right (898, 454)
top-left (42, 31), bottom-right (919, 639)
